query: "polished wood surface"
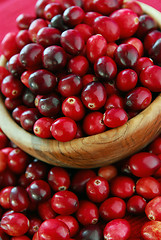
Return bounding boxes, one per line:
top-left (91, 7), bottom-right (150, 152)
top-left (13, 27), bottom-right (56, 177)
top-left (0, 2), bottom-right (161, 168)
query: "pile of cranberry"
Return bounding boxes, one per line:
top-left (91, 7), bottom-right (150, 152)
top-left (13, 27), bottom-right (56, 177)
top-left (0, 0), bottom-right (161, 142)
top-left (1, 122), bottom-right (161, 239)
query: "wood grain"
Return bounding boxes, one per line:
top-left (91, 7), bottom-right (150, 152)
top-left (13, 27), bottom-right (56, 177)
top-left (0, 1), bottom-right (161, 168)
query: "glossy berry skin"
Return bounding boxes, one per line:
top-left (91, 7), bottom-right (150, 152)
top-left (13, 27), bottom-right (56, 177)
top-left (145, 196), bottom-right (161, 221)
top-left (59, 0), bottom-right (83, 11)
top-left (37, 27), bottom-right (61, 48)
top-left (76, 224), bottom-right (103, 240)
top-left (123, 37), bottom-right (144, 57)
top-left (129, 152), bottom-right (161, 177)
top-left (12, 105), bottom-right (28, 124)
top-left (28, 18), bottom-right (48, 42)
top-left (1, 32), bottom-right (19, 60)
top-left (5, 97), bottom-right (22, 111)
top-left (7, 54), bottom-right (25, 77)
top-left (141, 221), bottom-right (161, 240)
top-left (56, 215), bottom-right (79, 237)
top-left (74, 23), bottom-right (93, 42)
top-left (83, 111), bottom-right (106, 136)
top-left (116, 69), bottom-right (138, 92)
top-left (136, 177), bottom-right (161, 200)
top-left (122, 0), bottom-right (143, 16)
top-left (94, 56), bottom-right (117, 80)
top-left (28, 216), bottom-right (42, 236)
top-left (76, 200), bottom-right (99, 225)
top-left (20, 108), bottom-right (40, 132)
top-left (60, 29), bottom-right (84, 55)
top-left (1, 75), bottom-right (23, 99)
top-left (81, 81), bottom-right (107, 110)
top-left (0, 212), bottom-right (30, 237)
top-left (86, 176), bottom-right (109, 203)
top-left (104, 94), bottom-right (124, 110)
top-left (110, 8), bottom-right (139, 39)
top-left (114, 43), bottom-right (139, 68)
top-left (140, 65), bottom-right (161, 92)
top-left (83, 11), bottom-right (102, 25)
top-left (127, 195), bottom-right (147, 215)
top-left (16, 30), bottom-right (31, 50)
top-left (110, 176), bottom-right (135, 199)
top-left (38, 219), bottom-right (70, 240)
top-left (93, 0), bottom-right (119, 15)
top-left (68, 56), bottom-right (89, 77)
top-left (58, 74), bottom-right (83, 97)
top-left (144, 29), bottom-right (161, 53)
top-left (50, 14), bottom-right (68, 32)
top-left (16, 13), bottom-right (35, 30)
top-left (86, 34), bottom-right (107, 63)
top-left (103, 108), bottom-right (128, 128)
top-left (0, 186), bottom-right (13, 209)
top-left (98, 165), bottom-right (118, 181)
top-left (99, 197), bottom-right (126, 221)
top-left (62, 96), bottom-right (85, 121)
top-left (28, 69), bottom-right (57, 95)
top-left (20, 43), bottom-right (44, 70)
top-left (33, 117), bottom-right (54, 139)
top-left (134, 57), bottom-right (154, 75)
top-left (149, 136), bottom-right (161, 155)
top-left (63, 6), bottom-right (85, 26)
top-left (51, 117), bottom-right (77, 142)
top-left (25, 160), bottom-right (48, 182)
top-left (38, 199), bottom-right (57, 221)
top-left (136, 14), bottom-right (157, 39)
top-left (51, 190), bottom-right (79, 215)
top-left (42, 45), bottom-right (67, 72)
top-left (38, 93), bottom-right (61, 117)
top-left (103, 219), bottom-right (131, 240)
top-left (48, 166), bottom-right (70, 191)
top-left (9, 186), bottom-right (30, 212)
top-left (125, 87), bottom-right (152, 111)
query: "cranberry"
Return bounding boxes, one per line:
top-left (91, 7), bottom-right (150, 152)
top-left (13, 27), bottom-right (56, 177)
top-left (149, 38), bottom-right (161, 65)
top-left (35, 0), bottom-right (51, 18)
top-left (93, 0), bottom-right (119, 15)
top-left (136, 176), bottom-right (161, 200)
top-left (104, 94), bottom-right (124, 110)
top-left (122, 0), bottom-right (143, 16)
top-left (36, 27), bottom-right (61, 47)
top-left (50, 14), bottom-right (68, 32)
top-left (1, 32), bottom-right (19, 60)
top-left (1, 75), bottom-right (23, 99)
top-left (25, 160), bottom-right (48, 181)
top-left (27, 216), bottom-right (42, 236)
top-left (56, 215), bottom-right (79, 237)
top-left (12, 105), bottom-right (28, 124)
top-left (58, 74), bottom-right (83, 97)
top-left (0, 150), bottom-right (7, 172)
top-left (19, 43), bottom-right (44, 70)
top-left (136, 14), bottom-right (157, 39)
top-left (134, 57), bottom-right (154, 75)
top-left (22, 88), bottom-right (35, 108)
top-left (110, 175), bottom-right (135, 198)
top-left (110, 8), bottom-right (139, 39)
top-left (116, 69), bottom-right (138, 92)
top-left (144, 29), bottom-right (161, 52)
top-left (83, 111), bottom-right (106, 136)
top-left (76, 200), bottom-right (99, 225)
top-left (63, 6), bottom-right (85, 26)
top-left (141, 221), bottom-right (161, 240)
top-left (123, 37), bottom-right (144, 57)
top-left (61, 29), bottom-right (85, 55)
top-left (99, 197), bottom-right (126, 221)
top-left (68, 56), bottom-right (89, 77)
top-left (7, 54), bottom-right (25, 77)
top-left (20, 108), bottom-right (40, 132)
top-left (16, 30), bottom-right (31, 49)
top-left (83, 11), bottom-right (102, 25)
top-left (0, 186), bottom-right (13, 209)
top-left (0, 130), bottom-right (9, 150)
top-left (86, 34), bottom-right (107, 63)
top-left (140, 65), bottom-right (161, 92)
top-left (0, 66), bottom-right (10, 87)
top-left (103, 108), bottom-right (128, 128)
top-left (59, 0), bottom-right (82, 11)
top-left (81, 81), bottom-right (106, 110)
top-left (127, 195), bottom-right (147, 215)
top-left (82, 74), bottom-right (97, 87)
top-left (42, 45), bottom-right (67, 72)
top-left (38, 218), bottom-right (70, 240)
top-left (38, 199), bottom-right (56, 220)
top-left (114, 43), bottom-right (139, 68)
top-left (125, 87), bottom-right (152, 111)
top-left (16, 13), bottom-right (35, 30)
top-left (21, 70), bottom-right (34, 88)
top-left (27, 179), bottom-right (51, 202)
top-left (0, 212), bottom-right (30, 237)
top-left (94, 56), bottom-right (117, 80)
top-left (103, 219), bottom-right (131, 240)
top-left (74, 24), bottom-right (93, 42)
top-left (129, 152), bottom-right (161, 177)
top-left (44, 3), bottom-right (63, 20)
top-left (76, 224), bottom-right (103, 240)
top-left (149, 136), bottom-right (161, 155)
top-left (62, 96), bottom-right (85, 121)
top-left (145, 196), bottom-right (161, 221)
top-left (48, 166), bottom-right (70, 191)
top-left (11, 236), bottom-right (30, 240)
top-left (106, 42), bottom-right (118, 58)
top-left (28, 18), bottom-right (48, 42)
top-left (98, 165), bottom-right (118, 181)
top-left (5, 97), bottom-right (22, 111)
top-left (33, 117), bottom-right (53, 138)
top-left (51, 190), bottom-right (79, 215)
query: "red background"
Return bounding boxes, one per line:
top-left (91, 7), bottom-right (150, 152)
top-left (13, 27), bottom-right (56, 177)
top-left (0, 0), bottom-right (160, 54)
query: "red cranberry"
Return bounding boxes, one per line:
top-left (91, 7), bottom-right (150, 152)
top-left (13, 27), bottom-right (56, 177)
top-left (104, 94), bottom-right (124, 110)
top-left (68, 55), bottom-right (89, 76)
top-left (123, 37), bottom-right (144, 57)
top-left (0, 186), bottom-right (13, 209)
top-left (56, 215), bottom-right (79, 237)
top-left (76, 200), bottom-right (99, 225)
top-left (136, 14), bottom-right (157, 39)
top-left (99, 197), bottom-right (126, 221)
top-left (125, 87), bottom-right (152, 111)
top-left (144, 29), bottom-right (161, 52)
top-left (33, 117), bottom-right (53, 138)
top-left (37, 27), bottom-right (61, 47)
top-left (35, 0), bottom-right (51, 18)
top-left (1, 75), bottom-right (23, 99)
top-left (20, 108), bottom-right (40, 132)
top-left (59, 0), bottom-right (82, 11)
top-left (0, 150), bottom-right (7, 172)
top-left (149, 38), bottom-right (161, 65)
top-left (83, 11), bottom-right (102, 25)
top-left (48, 166), bottom-right (70, 191)
top-left (38, 93), bottom-right (61, 117)
top-left (63, 6), bottom-right (85, 26)
top-left (0, 130), bottom-right (9, 150)
top-left (129, 152), bottom-right (161, 177)
top-left (51, 190), bottom-right (79, 215)
top-left (81, 81), bottom-right (107, 110)
top-left (94, 56), bottom-right (117, 80)
top-left (122, 0), bottom-right (143, 16)
top-left (62, 96), bottom-right (85, 121)
top-left (7, 54), bottom-right (25, 77)
top-left (38, 219), bottom-right (70, 240)
top-left (74, 24), bottom-right (93, 42)
top-left (145, 196), bottom-right (161, 221)
top-left (12, 105), bottom-right (28, 124)
top-left (28, 18), bottom-right (48, 42)
top-left (110, 8), bottom-right (139, 39)
top-left (83, 111), bottom-right (106, 136)
top-left (44, 3), bottom-right (63, 20)
top-left (21, 70), bottom-right (34, 88)
top-left (0, 66), bottom-right (10, 87)
top-left (103, 219), bottom-right (131, 240)
top-left (25, 160), bottom-right (48, 181)
top-left (149, 136), bottom-right (161, 155)
top-left (82, 74), bottom-right (97, 87)
top-left (42, 45), bottom-right (67, 72)
top-left (103, 108), bottom-right (128, 128)
top-left (127, 195), bottom-right (147, 215)
top-left (86, 34), bottom-right (107, 63)
top-left (1, 32), bottom-right (19, 60)
top-left (106, 42), bottom-right (118, 58)
top-left (51, 117), bottom-right (77, 142)
top-left (98, 165), bottom-right (118, 181)
top-left (38, 199), bottom-right (56, 220)
top-left (0, 169), bottom-right (17, 188)
top-left (16, 13), bottom-right (35, 30)
top-left (141, 221), bottom-right (161, 240)
top-left (19, 43), bottom-right (44, 70)
top-left (134, 57), bottom-right (154, 75)
top-left (4, 97), bottom-right (22, 111)
top-left (93, 0), bottom-right (119, 15)
top-left (60, 29), bottom-right (85, 55)
top-left (28, 216), bottom-right (42, 236)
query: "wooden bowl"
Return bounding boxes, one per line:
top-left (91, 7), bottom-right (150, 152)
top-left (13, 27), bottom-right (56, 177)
top-left (0, 1), bottom-right (161, 168)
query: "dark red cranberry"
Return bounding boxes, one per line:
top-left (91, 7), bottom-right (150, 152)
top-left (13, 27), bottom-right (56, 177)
top-left (144, 29), bottom-right (161, 52)
top-left (5, 97), bottom-right (22, 111)
top-left (81, 81), bottom-right (107, 110)
top-left (82, 74), bottom-right (97, 87)
top-left (38, 199), bottom-right (57, 220)
top-left (28, 18), bottom-right (48, 42)
top-left (149, 136), bottom-right (161, 155)
top-left (16, 13), bottom-right (35, 29)
top-left (0, 150), bottom-right (7, 173)
top-left (63, 6), bottom-right (85, 26)
top-left (12, 105), bottom-right (28, 124)
top-left (17, 29), bottom-right (32, 49)
top-left (76, 224), bottom-right (103, 240)
top-left (35, 0), bottom-right (51, 18)
top-left (149, 38), bottom-right (161, 65)
top-left (60, 29), bottom-right (85, 55)
top-left (123, 37), bottom-right (144, 57)
top-left (25, 159), bottom-right (48, 181)
top-left (134, 57), bottom-right (154, 75)
top-left (59, 0), bottom-right (82, 11)
top-left (19, 43), bottom-right (44, 70)
top-left (127, 195), bottom-right (147, 215)
top-left (56, 215), bottom-right (79, 237)
top-left (0, 130), bottom-right (9, 150)
top-left (98, 165), bottom-right (118, 181)
top-left (136, 14), bottom-right (157, 39)
top-left (36, 27), bottom-right (61, 47)
top-left (20, 108), bottom-right (40, 132)
top-left (28, 216), bottom-right (42, 236)
top-left (103, 108), bottom-right (128, 128)
top-left (42, 45), bottom-right (67, 72)
top-left (116, 69), bottom-right (138, 92)
top-left (33, 117), bottom-right (54, 139)
top-left (0, 66), bottom-right (10, 87)
top-left (44, 2), bottom-right (63, 20)
top-left (22, 88), bottom-right (35, 108)
top-left (7, 54), bottom-right (25, 77)
top-left (50, 14), bottom-right (68, 31)
top-left (83, 11), bottom-right (101, 25)
top-left (1, 75), bottom-right (23, 99)
top-left (38, 93), bottom-right (61, 117)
